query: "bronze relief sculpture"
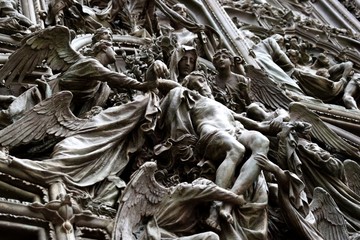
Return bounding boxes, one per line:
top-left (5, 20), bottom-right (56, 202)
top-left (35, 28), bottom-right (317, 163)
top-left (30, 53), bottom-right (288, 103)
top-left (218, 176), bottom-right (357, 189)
top-left (0, 0), bottom-right (358, 239)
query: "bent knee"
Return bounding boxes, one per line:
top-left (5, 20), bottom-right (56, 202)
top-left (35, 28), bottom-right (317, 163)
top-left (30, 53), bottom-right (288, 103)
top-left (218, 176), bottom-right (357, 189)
top-left (251, 133), bottom-right (270, 150)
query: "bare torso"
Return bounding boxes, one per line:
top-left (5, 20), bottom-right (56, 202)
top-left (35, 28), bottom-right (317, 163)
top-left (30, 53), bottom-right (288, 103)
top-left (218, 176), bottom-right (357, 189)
top-left (190, 95), bottom-right (238, 137)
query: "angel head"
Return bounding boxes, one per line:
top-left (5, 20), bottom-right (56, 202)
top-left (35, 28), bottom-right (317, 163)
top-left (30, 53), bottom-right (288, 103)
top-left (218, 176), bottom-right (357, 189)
top-left (212, 48), bottom-right (234, 71)
top-left (300, 142), bottom-right (345, 179)
top-left (246, 102), bottom-right (271, 121)
top-left (91, 27), bottom-right (113, 45)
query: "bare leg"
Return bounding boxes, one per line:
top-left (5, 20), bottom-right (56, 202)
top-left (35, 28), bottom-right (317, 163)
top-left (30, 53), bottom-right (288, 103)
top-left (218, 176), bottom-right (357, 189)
top-left (203, 132), bottom-right (245, 230)
top-left (215, 142), bottom-right (245, 189)
top-left (220, 130), bottom-right (269, 222)
top-left (342, 79), bottom-right (359, 110)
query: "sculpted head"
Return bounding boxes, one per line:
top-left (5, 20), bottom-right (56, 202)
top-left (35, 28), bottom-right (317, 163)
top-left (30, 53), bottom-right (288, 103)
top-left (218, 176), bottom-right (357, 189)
top-left (172, 3), bottom-right (188, 18)
top-left (92, 27), bottom-right (113, 45)
top-left (182, 71), bottom-right (213, 99)
top-left (212, 49), bottom-right (234, 71)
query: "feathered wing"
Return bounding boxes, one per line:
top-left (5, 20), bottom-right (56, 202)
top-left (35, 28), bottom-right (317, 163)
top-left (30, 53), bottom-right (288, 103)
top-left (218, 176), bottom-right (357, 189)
top-left (112, 161), bottom-right (171, 240)
top-left (245, 65), bottom-right (293, 110)
top-left (289, 102), bottom-right (360, 159)
top-left (0, 26), bottom-right (81, 86)
top-left (0, 91), bottom-right (89, 148)
top-left (310, 187), bottom-right (349, 240)
top-left (344, 160), bottom-right (360, 196)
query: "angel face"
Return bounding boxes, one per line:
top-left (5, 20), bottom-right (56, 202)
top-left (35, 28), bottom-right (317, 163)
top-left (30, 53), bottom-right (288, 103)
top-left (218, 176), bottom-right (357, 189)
top-left (213, 51), bottom-right (233, 71)
top-left (305, 143), bottom-right (331, 160)
top-left (246, 103), bottom-right (268, 121)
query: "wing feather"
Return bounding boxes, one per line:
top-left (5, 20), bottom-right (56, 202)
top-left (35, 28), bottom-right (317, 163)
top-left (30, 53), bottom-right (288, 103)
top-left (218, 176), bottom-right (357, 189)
top-left (0, 26), bottom-right (81, 86)
top-left (289, 102), bottom-right (360, 159)
top-left (344, 160), bottom-right (360, 195)
top-left (245, 65), bottom-right (292, 110)
top-left (310, 187), bottom-right (349, 240)
top-left (113, 161), bottom-right (171, 240)
top-left (0, 91), bottom-right (88, 148)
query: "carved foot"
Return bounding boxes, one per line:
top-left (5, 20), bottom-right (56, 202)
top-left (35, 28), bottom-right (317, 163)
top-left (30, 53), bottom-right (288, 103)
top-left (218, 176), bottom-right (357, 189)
top-left (219, 204), bottom-right (234, 224)
top-left (205, 203), bottom-right (221, 232)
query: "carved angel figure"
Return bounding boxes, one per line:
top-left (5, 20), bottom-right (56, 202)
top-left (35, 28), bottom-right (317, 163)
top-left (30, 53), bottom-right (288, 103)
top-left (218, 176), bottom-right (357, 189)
top-left (257, 156), bottom-right (350, 240)
top-left (112, 161), bottom-right (245, 240)
top-left (0, 25), bottom-right (166, 119)
top-left (0, 88), bottom-right (161, 202)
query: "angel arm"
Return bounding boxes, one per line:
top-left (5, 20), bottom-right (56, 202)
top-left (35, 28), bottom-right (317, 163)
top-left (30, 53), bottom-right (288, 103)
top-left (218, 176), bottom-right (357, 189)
top-left (174, 178), bottom-right (245, 205)
top-left (232, 112), bottom-right (283, 135)
top-left (97, 60), bottom-right (169, 92)
top-left (157, 79), bottom-right (182, 94)
top-left (145, 60), bottom-right (170, 82)
top-left (256, 156), bottom-right (288, 186)
top-left (92, 63), bottom-right (158, 91)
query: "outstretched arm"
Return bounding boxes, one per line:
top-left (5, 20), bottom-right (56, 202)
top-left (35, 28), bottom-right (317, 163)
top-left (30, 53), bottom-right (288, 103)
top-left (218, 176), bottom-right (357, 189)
top-left (176, 179), bottom-right (245, 205)
top-left (233, 112), bottom-right (283, 135)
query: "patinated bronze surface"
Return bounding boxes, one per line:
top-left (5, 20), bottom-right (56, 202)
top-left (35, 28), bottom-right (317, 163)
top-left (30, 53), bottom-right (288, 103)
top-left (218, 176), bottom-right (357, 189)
top-left (0, 0), bottom-right (359, 239)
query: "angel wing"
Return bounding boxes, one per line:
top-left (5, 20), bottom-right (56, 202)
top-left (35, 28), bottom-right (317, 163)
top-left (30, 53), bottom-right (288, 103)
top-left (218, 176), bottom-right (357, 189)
top-left (112, 161), bottom-right (171, 240)
top-left (310, 187), bottom-right (349, 240)
top-left (245, 64), bottom-right (293, 110)
top-left (0, 26), bottom-right (81, 86)
top-left (289, 102), bottom-right (360, 160)
top-left (0, 91), bottom-right (89, 148)
top-left (344, 160), bottom-right (360, 196)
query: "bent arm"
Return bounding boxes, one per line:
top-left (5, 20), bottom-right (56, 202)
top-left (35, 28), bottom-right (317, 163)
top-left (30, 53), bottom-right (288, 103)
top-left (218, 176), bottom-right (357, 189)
top-left (233, 112), bottom-right (283, 135)
top-left (176, 181), bottom-right (244, 205)
top-left (233, 112), bottom-right (262, 130)
top-left (96, 63), bottom-right (157, 91)
top-left (158, 79), bottom-right (181, 94)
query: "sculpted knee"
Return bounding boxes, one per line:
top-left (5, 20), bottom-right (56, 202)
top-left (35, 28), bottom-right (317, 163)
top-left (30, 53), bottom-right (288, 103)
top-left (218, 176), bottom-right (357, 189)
top-left (232, 142), bottom-right (246, 155)
top-left (253, 133), bottom-right (270, 150)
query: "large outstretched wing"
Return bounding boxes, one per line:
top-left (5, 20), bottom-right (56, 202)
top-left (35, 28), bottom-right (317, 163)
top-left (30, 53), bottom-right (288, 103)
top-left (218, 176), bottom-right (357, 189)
top-left (344, 160), bottom-right (360, 196)
top-left (0, 26), bottom-right (81, 86)
top-left (112, 161), bottom-right (171, 240)
top-left (310, 187), bottom-right (349, 240)
top-left (289, 102), bottom-right (360, 160)
top-left (245, 65), bottom-right (293, 110)
top-left (0, 91), bottom-right (88, 148)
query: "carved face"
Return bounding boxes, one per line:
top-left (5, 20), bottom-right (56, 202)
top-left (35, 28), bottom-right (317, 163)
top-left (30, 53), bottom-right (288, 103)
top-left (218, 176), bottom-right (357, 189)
top-left (178, 51), bottom-right (197, 77)
top-left (317, 53), bottom-right (330, 67)
top-left (289, 38), bottom-right (298, 47)
top-left (186, 74), bottom-right (213, 98)
top-left (172, 3), bottom-right (187, 18)
top-left (213, 52), bottom-right (232, 70)
top-left (287, 50), bottom-right (300, 64)
top-left (99, 30), bottom-right (113, 42)
top-left (305, 143), bottom-right (331, 160)
top-left (246, 103), bottom-right (268, 121)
